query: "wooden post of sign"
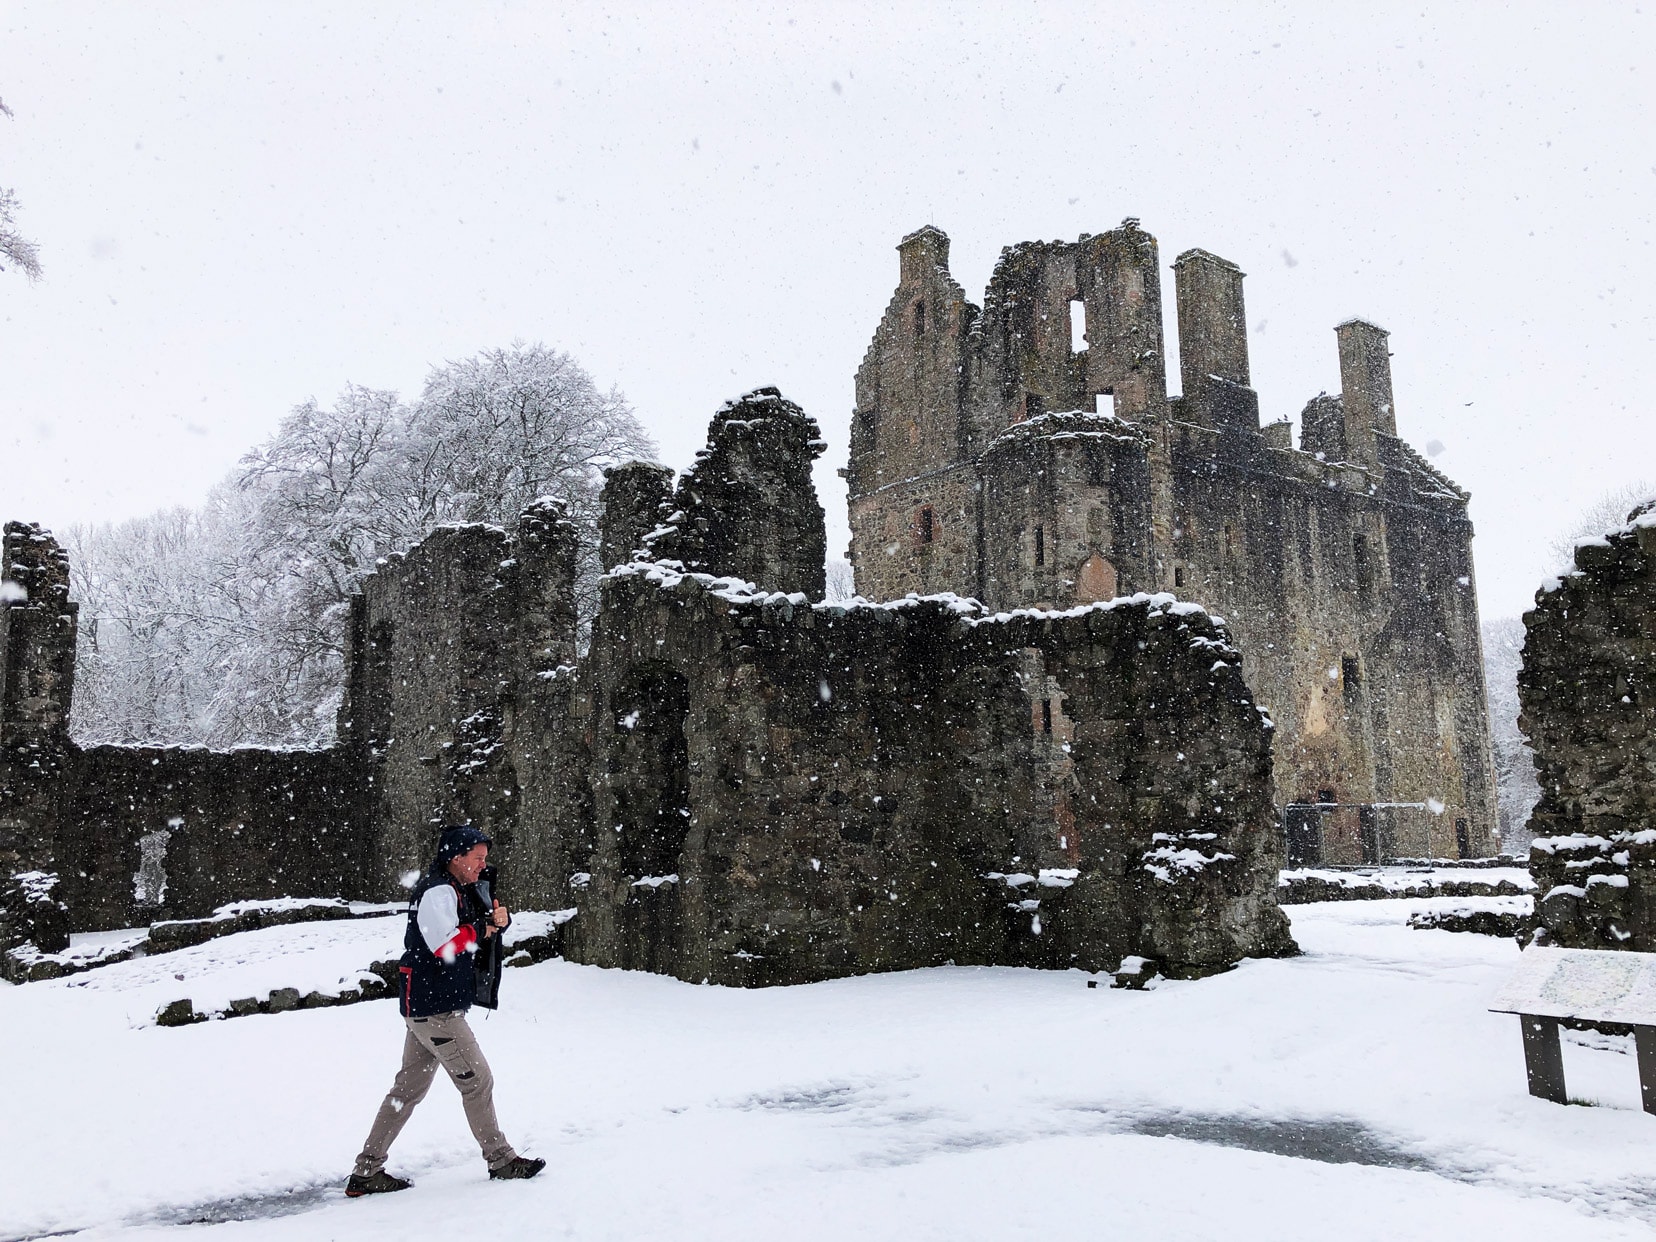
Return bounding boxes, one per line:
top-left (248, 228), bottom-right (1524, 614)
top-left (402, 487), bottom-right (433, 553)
top-left (1519, 1015), bottom-right (1568, 1105)
top-left (1635, 1026), bottom-right (1656, 1116)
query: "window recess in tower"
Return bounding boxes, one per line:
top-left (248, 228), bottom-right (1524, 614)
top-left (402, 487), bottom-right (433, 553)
top-left (913, 300), bottom-right (926, 337)
top-left (916, 506), bottom-right (935, 545)
top-left (1353, 532), bottom-right (1374, 596)
top-left (1069, 300), bottom-right (1086, 354)
top-left (1035, 525), bottom-right (1045, 567)
top-left (1095, 391), bottom-right (1115, 418)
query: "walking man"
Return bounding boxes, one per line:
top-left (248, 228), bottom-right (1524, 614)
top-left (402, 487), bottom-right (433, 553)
top-left (346, 826), bottom-right (545, 1195)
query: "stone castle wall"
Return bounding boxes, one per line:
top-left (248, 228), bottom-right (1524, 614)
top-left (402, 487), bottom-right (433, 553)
top-left (0, 523), bottom-right (365, 941)
top-left (846, 221), bottom-right (1497, 862)
top-left (1519, 507), bottom-right (1656, 951)
top-left (577, 567), bottom-right (1291, 984)
top-left (1, 389), bottom-right (1296, 982)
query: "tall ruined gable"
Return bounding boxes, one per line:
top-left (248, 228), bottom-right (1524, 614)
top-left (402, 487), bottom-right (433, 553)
top-left (645, 387), bottom-right (827, 599)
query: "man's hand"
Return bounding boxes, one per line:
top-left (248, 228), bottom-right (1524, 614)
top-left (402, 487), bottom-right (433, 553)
top-left (482, 899), bottom-right (509, 937)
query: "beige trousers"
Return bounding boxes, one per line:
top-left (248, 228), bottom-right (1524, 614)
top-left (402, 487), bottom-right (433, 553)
top-left (354, 1010), bottom-right (517, 1174)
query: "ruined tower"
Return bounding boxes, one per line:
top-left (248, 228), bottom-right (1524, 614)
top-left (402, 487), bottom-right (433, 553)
top-left (847, 222), bottom-right (1498, 863)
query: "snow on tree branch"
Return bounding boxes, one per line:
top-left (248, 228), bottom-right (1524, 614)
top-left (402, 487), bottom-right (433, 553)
top-left (70, 345), bottom-right (654, 747)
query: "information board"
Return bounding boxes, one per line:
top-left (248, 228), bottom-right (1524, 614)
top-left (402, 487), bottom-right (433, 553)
top-left (1490, 947), bottom-right (1656, 1026)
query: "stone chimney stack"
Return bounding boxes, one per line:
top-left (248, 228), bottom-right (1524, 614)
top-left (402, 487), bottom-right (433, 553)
top-left (897, 225), bottom-right (951, 287)
top-left (1336, 319), bottom-right (1397, 466)
top-left (516, 498), bottom-right (582, 673)
top-left (1173, 249), bottom-right (1251, 394)
top-left (599, 462), bottom-right (675, 573)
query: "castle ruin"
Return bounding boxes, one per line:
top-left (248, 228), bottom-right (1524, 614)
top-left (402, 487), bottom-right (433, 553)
top-left (0, 388), bottom-right (1295, 982)
top-left (846, 222), bottom-right (1497, 865)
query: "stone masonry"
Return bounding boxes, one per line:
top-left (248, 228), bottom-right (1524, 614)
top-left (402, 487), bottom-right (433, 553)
top-left (1519, 503), bottom-right (1656, 951)
top-left (846, 222), bottom-right (1498, 865)
top-left (1, 388), bottom-right (1295, 982)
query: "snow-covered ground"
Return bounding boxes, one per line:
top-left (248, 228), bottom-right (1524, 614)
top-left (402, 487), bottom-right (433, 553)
top-left (4, 898), bottom-right (1652, 1241)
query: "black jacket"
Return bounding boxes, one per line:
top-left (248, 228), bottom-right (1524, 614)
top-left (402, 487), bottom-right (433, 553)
top-left (398, 866), bottom-right (494, 1018)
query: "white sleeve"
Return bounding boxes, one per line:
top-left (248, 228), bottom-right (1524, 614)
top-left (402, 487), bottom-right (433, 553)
top-left (416, 884), bottom-right (462, 955)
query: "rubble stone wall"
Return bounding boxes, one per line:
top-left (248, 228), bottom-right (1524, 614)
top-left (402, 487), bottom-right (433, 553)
top-left (54, 746), bottom-right (365, 931)
top-left (1520, 508), bottom-right (1656, 949)
top-left (3, 386), bottom-right (1296, 984)
top-left (576, 566), bottom-right (1291, 984)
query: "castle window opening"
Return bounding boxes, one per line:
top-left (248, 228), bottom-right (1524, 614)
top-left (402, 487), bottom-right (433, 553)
top-left (1035, 525), bottom-right (1045, 566)
top-left (1174, 566), bottom-right (1185, 588)
top-left (133, 828), bottom-right (172, 906)
top-left (1353, 532), bottom-right (1374, 595)
top-left (1041, 698), bottom-right (1053, 734)
top-left (917, 506), bottom-right (935, 544)
top-left (1341, 655), bottom-right (1361, 695)
top-left (1069, 299), bottom-right (1086, 353)
top-left (1025, 393), bottom-right (1045, 421)
top-left (913, 300), bottom-right (926, 337)
top-left (1096, 391), bottom-right (1115, 417)
top-left (1455, 817), bottom-right (1471, 858)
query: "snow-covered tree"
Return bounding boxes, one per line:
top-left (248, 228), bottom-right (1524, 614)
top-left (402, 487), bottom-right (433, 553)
top-left (69, 345), bottom-right (653, 747)
top-left (0, 98), bottom-right (43, 281)
top-left (824, 558), bottom-right (855, 603)
top-left (1481, 615), bottom-right (1539, 855)
top-left (1546, 480), bottom-right (1654, 573)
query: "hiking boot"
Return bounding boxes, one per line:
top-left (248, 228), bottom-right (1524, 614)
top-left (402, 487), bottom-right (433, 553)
top-left (345, 1170), bottom-right (412, 1197)
top-left (489, 1155), bottom-right (546, 1181)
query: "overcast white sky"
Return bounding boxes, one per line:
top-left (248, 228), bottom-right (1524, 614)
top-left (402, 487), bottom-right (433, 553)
top-left (3, 2), bottom-right (1653, 620)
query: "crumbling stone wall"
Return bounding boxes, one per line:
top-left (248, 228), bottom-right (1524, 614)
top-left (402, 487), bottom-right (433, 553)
top-left (645, 388), bottom-right (827, 599)
top-left (339, 501), bottom-right (584, 904)
top-left (1520, 506), bottom-right (1656, 950)
top-left (3, 382), bottom-right (1295, 987)
top-left (577, 565), bottom-right (1292, 984)
top-left (54, 746), bottom-right (364, 931)
top-left (0, 524), bottom-right (366, 937)
top-left (0, 523), bottom-right (79, 951)
top-left (847, 221), bottom-right (1498, 859)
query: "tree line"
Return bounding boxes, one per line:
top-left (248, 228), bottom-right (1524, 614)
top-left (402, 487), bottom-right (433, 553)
top-left (68, 343), bottom-right (654, 748)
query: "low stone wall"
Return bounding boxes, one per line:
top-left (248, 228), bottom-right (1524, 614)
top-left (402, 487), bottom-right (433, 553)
top-left (1277, 869), bottom-right (1531, 904)
top-left (53, 745), bottom-right (367, 932)
top-left (1407, 904), bottom-right (1529, 938)
top-left (1527, 832), bottom-right (1653, 950)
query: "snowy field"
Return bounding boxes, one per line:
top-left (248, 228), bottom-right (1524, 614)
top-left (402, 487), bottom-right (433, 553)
top-left (4, 899), bottom-right (1653, 1242)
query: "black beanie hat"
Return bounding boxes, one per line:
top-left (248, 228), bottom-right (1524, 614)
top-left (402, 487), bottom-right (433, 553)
top-left (436, 825), bottom-right (492, 866)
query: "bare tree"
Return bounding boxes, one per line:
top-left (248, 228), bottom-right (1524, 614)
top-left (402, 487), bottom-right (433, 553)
top-left (824, 558), bottom-right (856, 603)
top-left (1546, 479), bottom-right (1655, 573)
top-left (70, 345), bottom-right (654, 747)
top-left (1481, 615), bottom-right (1540, 854)
top-left (0, 98), bottom-right (43, 281)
